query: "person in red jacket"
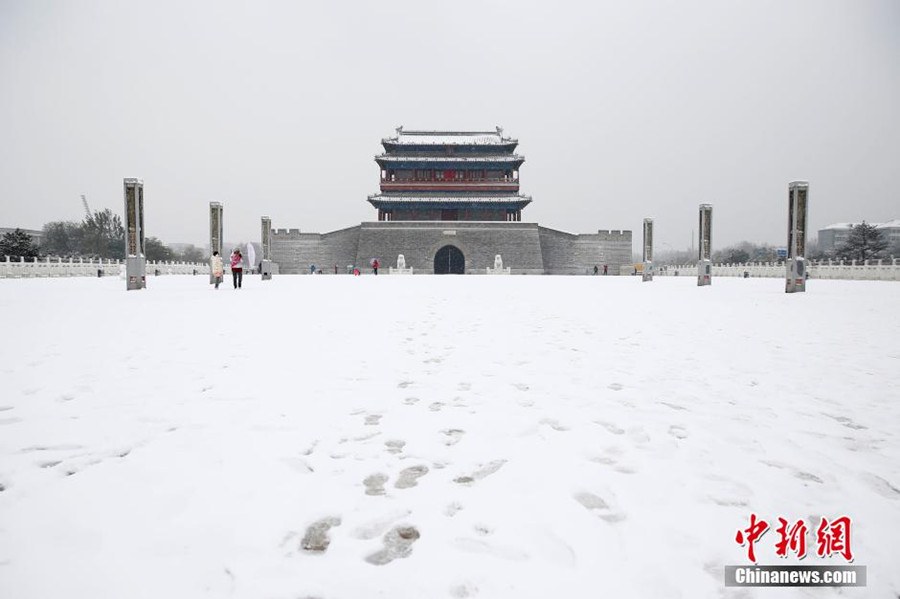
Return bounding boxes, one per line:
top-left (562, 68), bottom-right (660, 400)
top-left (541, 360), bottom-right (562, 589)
top-left (372, 259), bottom-right (379, 275)
top-left (231, 249), bottom-right (244, 289)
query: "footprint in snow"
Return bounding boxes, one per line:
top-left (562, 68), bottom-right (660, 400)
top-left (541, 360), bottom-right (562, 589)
top-left (859, 473), bottom-right (900, 499)
top-left (573, 491), bottom-right (626, 523)
top-left (454, 460), bottom-right (506, 485)
top-left (395, 465), bottom-right (429, 489)
top-left (594, 421), bottom-right (625, 435)
top-left (429, 402), bottom-right (444, 412)
top-left (300, 517), bottom-right (341, 553)
top-left (442, 429), bottom-right (465, 446)
top-left (364, 473), bottom-right (389, 496)
top-left (302, 441), bottom-right (319, 456)
top-left (365, 525), bottom-right (420, 565)
top-left (281, 457), bottom-right (314, 474)
top-left (668, 425), bottom-right (688, 439)
top-left (351, 509), bottom-right (412, 540)
top-left (450, 582), bottom-right (479, 598)
top-left (403, 397), bottom-right (420, 405)
top-left (608, 383), bottom-right (624, 391)
top-left (823, 413), bottom-right (867, 430)
top-left (540, 418), bottom-right (569, 432)
top-left (364, 414), bottom-right (382, 426)
top-left (385, 439), bottom-right (406, 454)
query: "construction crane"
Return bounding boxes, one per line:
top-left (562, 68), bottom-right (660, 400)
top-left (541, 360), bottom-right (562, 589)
top-left (80, 194), bottom-right (92, 219)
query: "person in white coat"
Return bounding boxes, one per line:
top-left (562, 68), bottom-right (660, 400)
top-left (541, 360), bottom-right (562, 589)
top-left (211, 251), bottom-right (224, 289)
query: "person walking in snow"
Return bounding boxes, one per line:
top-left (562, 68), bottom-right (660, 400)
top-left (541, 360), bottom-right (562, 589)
top-left (231, 248), bottom-right (244, 289)
top-left (211, 251), bottom-right (224, 289)
top-left (372, 259), bottom-right (379, 275)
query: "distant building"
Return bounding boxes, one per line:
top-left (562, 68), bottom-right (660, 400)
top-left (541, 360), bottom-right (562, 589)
top-left (270, 127), bottom-right (631, 274)
top-left (877, 220), bottom-right (900, 250)
top-left (818, 220), bottom-right (900, 254)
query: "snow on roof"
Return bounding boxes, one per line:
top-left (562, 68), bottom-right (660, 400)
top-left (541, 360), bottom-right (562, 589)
top-left (368, 194), bottom-right (531, 204)
top-left (375, 154), bottom-right (524, 164)
top-left (821, 220), bottom-right (900, 230)
top-left (383, 126), bottom-right (517, 146)
top-left (875, 219), bottom-right (900, 229)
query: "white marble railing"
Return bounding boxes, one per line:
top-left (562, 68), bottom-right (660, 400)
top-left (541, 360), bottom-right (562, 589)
top-left (657, 259), bottom-right (900, 281)
top-left (0, 256), bottom-right (211, 278)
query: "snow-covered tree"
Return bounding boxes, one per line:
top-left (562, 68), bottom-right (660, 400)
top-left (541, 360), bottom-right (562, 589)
top-left (836, 222), bottom-right (889, 262)
top-left (0, 228), bottom-right (40, 260)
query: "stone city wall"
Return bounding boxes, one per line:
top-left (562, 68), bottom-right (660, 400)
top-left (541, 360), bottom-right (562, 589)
top-left (270, 222), bottom-right (633, 275)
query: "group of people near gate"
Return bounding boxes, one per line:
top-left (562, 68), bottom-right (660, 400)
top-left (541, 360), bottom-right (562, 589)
top-left (210, 248), bottom-right (245, 290)
top-left (210, 250), bottom-right (381, 288)
top-left (310, 259), bottom-right (379, 276)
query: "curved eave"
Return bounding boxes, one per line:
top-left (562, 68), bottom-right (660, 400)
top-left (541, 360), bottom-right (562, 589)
top-left (381, 141), bottom-right (519, 153)
top-left (375, 155), bottom-right (525, 168)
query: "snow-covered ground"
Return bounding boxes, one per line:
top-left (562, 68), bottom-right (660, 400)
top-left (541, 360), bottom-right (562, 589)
top-left (1, 275), bottom-right (898, 599)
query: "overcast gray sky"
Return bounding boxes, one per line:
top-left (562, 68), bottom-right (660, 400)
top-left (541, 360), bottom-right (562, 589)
top-left (1, 0), bottom-right (898, 250)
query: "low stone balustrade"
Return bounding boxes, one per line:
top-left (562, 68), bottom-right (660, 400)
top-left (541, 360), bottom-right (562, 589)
top-left (655, 259), bottom-right (900, 281)
top-left (0, 256), bottom-right (210, 278)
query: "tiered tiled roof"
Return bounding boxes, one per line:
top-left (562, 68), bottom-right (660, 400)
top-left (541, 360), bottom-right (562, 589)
top-left (381, 127), bottom-right (517, 147)
top-left (375, 154), bottom-right (524, 164)
top-left (371, 127), bottom-right (529, 221)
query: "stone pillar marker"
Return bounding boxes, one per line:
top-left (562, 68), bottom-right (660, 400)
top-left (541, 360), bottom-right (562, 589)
top-left (209, 202), bottom-right (223, 284)
top-left (786, 181), bottom-right (808, 293)
top-left (123, 178), bottom-right (146, 290)
top-left (642, 218), bottom-right (654, 282)
top-left (698, 204), bottom-right (713, 286)
top-left (260, 215), bottom-right (273, 280)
